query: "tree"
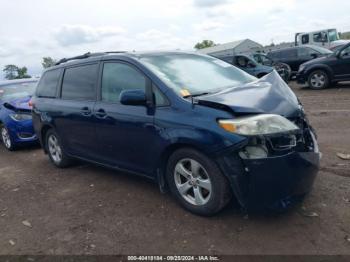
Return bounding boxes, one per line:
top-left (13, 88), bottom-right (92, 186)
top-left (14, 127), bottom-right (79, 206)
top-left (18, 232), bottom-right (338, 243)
top-left (3, 65), bottom-right (18, 80)
top-left (16, 67), bottom-right (31, 79)
top-left (194, 40), bottom-right (216, 50)
top-left (42, 57), bottom-right (57, 69)
top-left (3, 65), bottom-right (31, 80)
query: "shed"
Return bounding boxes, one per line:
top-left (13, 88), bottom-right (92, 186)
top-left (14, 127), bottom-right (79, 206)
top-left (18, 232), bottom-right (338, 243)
top-left (197, 39), bottom-right (263, 58)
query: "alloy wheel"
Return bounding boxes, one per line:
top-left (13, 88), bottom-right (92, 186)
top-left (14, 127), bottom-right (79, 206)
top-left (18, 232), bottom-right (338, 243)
top-left (174, 158), bottom-right (212, 206)
top-left (310, 73), bottom-right (326, 88)
top-left (48, 134), bottom-right (62, 164)
top-left (1, 127), bottom-right (12, 149)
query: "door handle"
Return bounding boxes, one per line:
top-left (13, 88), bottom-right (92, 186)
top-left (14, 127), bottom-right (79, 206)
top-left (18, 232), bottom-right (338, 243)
top-left (80, 107), bottom-right (92, 116)
top-left (94, 109), bottom-right (107, 119)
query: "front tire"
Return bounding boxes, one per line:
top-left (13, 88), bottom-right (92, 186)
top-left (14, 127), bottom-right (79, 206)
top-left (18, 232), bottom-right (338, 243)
top-left (1, 126), bottom-right (16, 151)
top-left (166, 148), bottom-right (232, 216)
top-left (45, 129), bottom-right (72, 168)
top-left (308, 70), bottom-right (329, 90)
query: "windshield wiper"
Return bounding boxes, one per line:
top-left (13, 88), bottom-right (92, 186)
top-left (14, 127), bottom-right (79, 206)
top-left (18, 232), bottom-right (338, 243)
top-left (183, 92), bottom-right (210, 98)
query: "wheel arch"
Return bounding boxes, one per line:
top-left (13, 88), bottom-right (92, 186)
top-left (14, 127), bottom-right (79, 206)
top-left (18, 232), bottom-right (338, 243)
top-left (155, 142), bottom-right (212, 193)
top-left (40, 124), bottom-right (54, 153)
top-left (306, 65), bottom-right (334, 80)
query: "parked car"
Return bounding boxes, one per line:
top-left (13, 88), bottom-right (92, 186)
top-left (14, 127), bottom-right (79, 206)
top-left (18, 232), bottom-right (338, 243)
top-left (220, 54), bottom-right (273, 78)
top-left (0, 79), bottom-right (39, 150)
top-left (220, 54), bottom-right (291, 82)
top-left (32, 51), bottom-right (320, 215)
top-left (267, 45), bottom-right (333, 76)
top-left (251, 53), bottom-right (291, 81)
top-left (297, 43), bottom-right (350, 89)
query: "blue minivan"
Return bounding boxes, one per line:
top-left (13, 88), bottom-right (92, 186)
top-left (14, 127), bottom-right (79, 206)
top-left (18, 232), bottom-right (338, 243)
top-left (32, 51), bottom-right (320, 215)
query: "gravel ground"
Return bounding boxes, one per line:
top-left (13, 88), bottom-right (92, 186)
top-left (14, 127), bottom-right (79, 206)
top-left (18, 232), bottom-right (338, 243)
top-left (0, 81), bottom-right (349, 255)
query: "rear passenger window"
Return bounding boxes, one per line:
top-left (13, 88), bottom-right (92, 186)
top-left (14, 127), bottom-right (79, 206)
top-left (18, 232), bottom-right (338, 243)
top-left (36, 69), bottom-right (61, 98)
top-left (61, 64), bottom-right (98, 100)
top-left (283, 49), bottom-right (297, 59)
top-left (101, 62), bottom-right (147, 103)
top-left (298, 48), bottom-right (310, 57)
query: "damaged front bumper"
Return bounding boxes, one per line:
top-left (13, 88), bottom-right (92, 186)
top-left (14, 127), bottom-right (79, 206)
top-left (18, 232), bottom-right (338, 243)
top-left (217, 120), bottom-right (320, 212)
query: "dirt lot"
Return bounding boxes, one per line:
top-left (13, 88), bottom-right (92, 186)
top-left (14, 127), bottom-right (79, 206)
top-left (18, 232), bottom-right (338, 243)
top-left (0, 82), bottom-right (350, 256)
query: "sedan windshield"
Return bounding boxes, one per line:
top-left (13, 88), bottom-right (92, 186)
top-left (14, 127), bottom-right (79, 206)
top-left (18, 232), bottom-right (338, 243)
top-left (140, 53), bottom-right (256, 96)
top-left (310, 45), bottom-right (333, 55)
top-left (0, 81), bottom-right (38, 100)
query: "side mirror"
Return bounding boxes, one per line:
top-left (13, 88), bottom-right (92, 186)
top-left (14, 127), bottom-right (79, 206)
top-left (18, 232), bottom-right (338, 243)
top-left (310, 53), bottom-right (318, 59)
top-left (120, 89), bottom-right (147, 106)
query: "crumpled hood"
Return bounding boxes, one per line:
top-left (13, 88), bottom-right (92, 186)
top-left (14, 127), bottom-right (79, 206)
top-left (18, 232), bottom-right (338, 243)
top-left (198, 70), bottom-right (301, 117)
top-left (2, 96), bottom-right (32, 112)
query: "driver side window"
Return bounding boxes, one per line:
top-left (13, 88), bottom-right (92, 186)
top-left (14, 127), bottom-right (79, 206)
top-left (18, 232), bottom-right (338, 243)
top-left (101, 62), bottom-right (146, 103)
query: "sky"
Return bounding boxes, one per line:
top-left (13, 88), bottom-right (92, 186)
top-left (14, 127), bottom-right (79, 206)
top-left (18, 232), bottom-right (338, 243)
top-left (0, 0), bottom-right (349, 79)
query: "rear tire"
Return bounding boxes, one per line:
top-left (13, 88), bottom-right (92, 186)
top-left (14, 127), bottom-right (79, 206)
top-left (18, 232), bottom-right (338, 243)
top-left (45, 129), bottom-right (72, 168)
top-left (1, 126), bottom-right (16, 151)
top-left (308, 70), bottom-right (329, 90)
top-left (166, 148), bottom-right (232, 216)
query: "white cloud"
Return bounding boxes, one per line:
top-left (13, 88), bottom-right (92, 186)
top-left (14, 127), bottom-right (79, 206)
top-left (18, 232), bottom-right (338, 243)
top-left (0, 47), bottom-right (12, 58)
top-left (193, 0), bottom-right (229, 8)
top-left (54, 24), bottom-right (126, 46)
top-left (194, 21), bottom-right (225, 31)
top-left (1, 0), bottom-right (350, 79)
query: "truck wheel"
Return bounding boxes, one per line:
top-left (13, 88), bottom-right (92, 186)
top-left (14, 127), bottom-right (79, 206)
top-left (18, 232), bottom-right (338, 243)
top-left (308, 70), bottom-right (329, 90)
top-left (166, 148), bottom-right (232, 216)
top-left (45, 129), bottom-right (72, 168)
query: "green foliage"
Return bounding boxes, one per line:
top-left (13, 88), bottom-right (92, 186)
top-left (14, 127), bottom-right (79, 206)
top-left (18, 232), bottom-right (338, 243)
top-left (194, 40), bottom-right (216, 50)
top-left (3, 65), bottom-right (31, 80)
top-left (42, 57), bottom-right (57, 69)
top-left (339, 31), bottom-right (350, 40)
top-left (3, 65), bottom-right (18, 80)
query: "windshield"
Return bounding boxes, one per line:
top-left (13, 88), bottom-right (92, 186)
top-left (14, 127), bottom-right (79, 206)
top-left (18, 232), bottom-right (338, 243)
top-left (139, 53), bottom-right (256, 96)
top-left (0, 81), bottom-right (38, 100)
top-left (309, 45), bottom-right (333, 54)
top-left (328, 29), bottom-right (340, 42)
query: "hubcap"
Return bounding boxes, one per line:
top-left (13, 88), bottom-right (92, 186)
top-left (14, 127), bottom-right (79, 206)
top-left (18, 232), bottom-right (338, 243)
top-left (310, 73), bottom-right (325, 88)
top-left (1, 127), bottom-right (11, 149)
top-left (174, 158), bottom-right (212, 206)
top-left (48, 134), bottom-right (62, 163)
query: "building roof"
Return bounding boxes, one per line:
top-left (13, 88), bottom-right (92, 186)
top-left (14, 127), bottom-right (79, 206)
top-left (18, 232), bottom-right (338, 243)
top-left (197, 39), bottom-right (263, 54)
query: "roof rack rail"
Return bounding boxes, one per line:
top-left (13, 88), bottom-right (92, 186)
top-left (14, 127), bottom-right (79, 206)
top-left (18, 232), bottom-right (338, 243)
top-left (55, 51), bottom-right (127, 65)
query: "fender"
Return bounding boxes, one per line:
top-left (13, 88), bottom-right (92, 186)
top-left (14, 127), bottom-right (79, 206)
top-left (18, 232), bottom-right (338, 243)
top-left (304, 64), bottom-right (334, 79)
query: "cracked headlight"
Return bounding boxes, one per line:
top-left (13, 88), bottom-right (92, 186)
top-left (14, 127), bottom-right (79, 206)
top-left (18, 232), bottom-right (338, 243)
top-left (218, 114), bottom-right (299, 136)
top-left (10, 113), bottom-right (32, 121)
top-left (298, 64), bottom-right (306, 72)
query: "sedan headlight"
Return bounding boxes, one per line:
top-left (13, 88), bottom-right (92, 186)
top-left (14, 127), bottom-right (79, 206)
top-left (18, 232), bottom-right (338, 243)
top-left (10, 113), bottom-right (32, 121)
top-left (298, 64), bottom-right (306, 72)
top-left (218, 114), bottom-right (299, 135)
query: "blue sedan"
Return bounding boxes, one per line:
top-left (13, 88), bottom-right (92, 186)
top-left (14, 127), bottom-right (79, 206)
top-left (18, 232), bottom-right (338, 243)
top-left (0, 79), bottom-right (39, 150)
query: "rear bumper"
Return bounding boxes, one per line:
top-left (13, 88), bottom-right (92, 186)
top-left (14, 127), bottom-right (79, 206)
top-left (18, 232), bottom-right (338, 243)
top-left (217, 131), bottom-right (320, 212)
